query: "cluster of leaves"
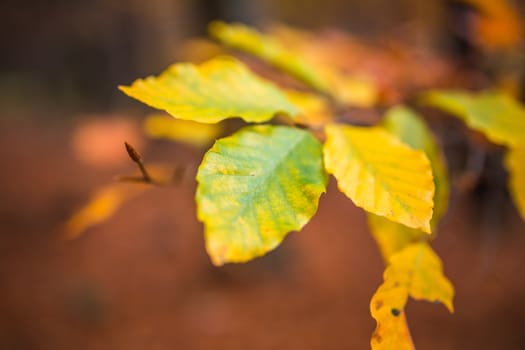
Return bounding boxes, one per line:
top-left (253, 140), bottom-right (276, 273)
top-left (68, 19), bottom-right (525, 349)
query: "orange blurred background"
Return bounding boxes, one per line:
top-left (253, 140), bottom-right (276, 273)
top-left (1, 1), bottom-right (525, 349)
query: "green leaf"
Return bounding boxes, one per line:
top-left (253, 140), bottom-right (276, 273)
top-left (368, 106), bottom-right (451, 259)
top-left (370, 242), bottom-right (454, 349)
top-left (120, 56), bottom-right (299, 124)
top-left (422, 90), bottom-right (525, 147)
top-left (196, 125), bottom-right (327, 265)
top-left (505, 146), bottom-right (525, 220)
top-left (209, 21), bottom-right (329, 93)
top-left (323, 124), bottom-right (435, 233)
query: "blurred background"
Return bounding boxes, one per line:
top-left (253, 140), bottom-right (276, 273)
top-left (1, 0), bottom-right (525, 349)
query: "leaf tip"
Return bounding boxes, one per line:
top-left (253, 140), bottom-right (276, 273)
top-left (118, 85), bottom-right (130, 94)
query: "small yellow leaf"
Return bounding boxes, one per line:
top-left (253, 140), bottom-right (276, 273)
top-left (370, 242), bottom-right (454, 349)
top-left (144, 113), bottom-right (222, 147)
top-left (387, 242), bottom-right (454, 312)
top-left (120, 56), bottom-right (299, 124)
top-left (323, 124), bottom-right (435, 233)
top-left (423, 90), bottom-right (525, 148)
top-left (505, 146), bottom-right (525, 220)
top-left (65, 183), bottom-right (148, 239)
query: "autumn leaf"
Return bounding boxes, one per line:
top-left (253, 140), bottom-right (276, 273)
top-left (196, 125), bottom-right (327, 265)
top-left (65, 164), bottom-right (178, 239)
top-left (209, 21), bottom-right (378, 107)
top-left (65, 183), bottom-right (149, 239)
top-left (323, 124), bottom-right (435, 233)
top-left (368, 106), bottom-right (450, 258)
top-left (371, 242), bottom-right (454, 350)
top-left (120, 56), bottom-right (299, 124)
top-left (370, 285), bottom-right (413, 350)
top-left (422, 90), bottom-right (525, 147)
top-left (209, 21), bottom-right (329, 93)
top-left (143, 113), bottom-right (223, 148)
top-left (505, 146), bottom-right (525, 220)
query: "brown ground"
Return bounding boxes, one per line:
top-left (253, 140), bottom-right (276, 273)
top-left (1, 117), bottom-right (524, 350)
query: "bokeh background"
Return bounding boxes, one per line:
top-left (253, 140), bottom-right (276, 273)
top-left (1, 0), bottom-right (525, 349)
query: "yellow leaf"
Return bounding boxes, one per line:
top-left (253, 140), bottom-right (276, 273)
top-left (388, 242), bottom-right (454, 312)
top-left (120, 56), bottom-right (299, 124)
top-left (371, 242), bottom-right (454, 349)
top-left (505, 146), bottom-right (525, 220)
top-left (382, 106), bottom-right (449, 229)
top-left (65, 183), bottom-right (148, 239)
top-left (284, 90), bottom-right (333, 127)
top-left (369, 106), bottom-right (451, 259)
top-left (423, 90), bottom-right (525, 148)
top-left (209, 21), bottom-right (378, 107)
top-left (143, 113), bottom-right (222, 147)
top-left (209, 21), bottom-right (329, 93)
top-left (65, 165), bottom-right (176, 239)
top-left (370, 286), bottom-right (413, 350)
top-left (323, 124), bottom-right (435, 233)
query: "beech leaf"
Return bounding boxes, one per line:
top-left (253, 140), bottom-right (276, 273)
top-left (323, 124), bottom-right (435, 233)
top-left (196, 125), bottom-right (327, 265)
top-left (423, 90), bottom-right (525, 147)
top-left (369, 106), bottom-right (450, 258)
top-left (209, 21), bottom-right (378, 107)
top-left (65, 183), bottom-right (148, 239)
top-left (371, 242), bottom-right (454, 349)
top-left (209, 21), bottom-right (329, 93)
top-left (65, 164), bottom-right (178, 239)
top-left (120, 56), bottom-right (299, 124)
